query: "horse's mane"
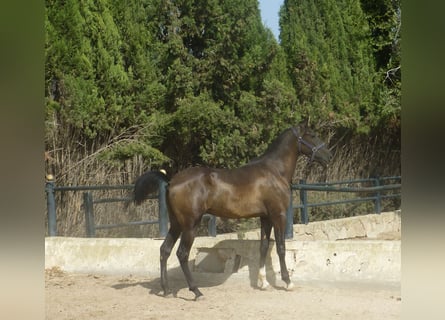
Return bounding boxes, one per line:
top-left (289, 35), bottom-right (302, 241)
top-left (247, 128), bottom-right (293, 164)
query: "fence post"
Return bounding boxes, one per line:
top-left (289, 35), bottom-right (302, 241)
top-left (83, 191), bottom-right (95, 237)
top-left (45, 178), bottom-right (57, 236)
top-left (158, 180), bottom-right (169, 238)
top-left (285, 187), bottom-right (294, 239)
top-left (374, 177), bottom-right (381, 214)
top-left (299, 179), bottom-right (309, 224)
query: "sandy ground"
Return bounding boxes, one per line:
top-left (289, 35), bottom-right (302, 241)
top-left (45, 267), bottom-right (401, 320)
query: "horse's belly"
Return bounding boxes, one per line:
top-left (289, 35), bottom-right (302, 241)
top-left (207, 197), bottom-right (266, 219)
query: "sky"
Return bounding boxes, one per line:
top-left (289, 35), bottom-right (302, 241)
top-left (258, 0), bottom-right (284, 40)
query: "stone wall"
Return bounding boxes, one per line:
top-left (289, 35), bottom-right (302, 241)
top-left (292, 210), bottom-right (401, 241)
top-left (216, 211), bottom-right (401, 241)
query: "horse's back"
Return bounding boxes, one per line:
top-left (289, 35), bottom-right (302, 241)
top-left (170, 167), bottom-right (211, 185)
top-left (168, 164), bottom-right (289, 220)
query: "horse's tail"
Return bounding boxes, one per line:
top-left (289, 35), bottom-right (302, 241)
top-left (133, 170), bottom-right (169, 205)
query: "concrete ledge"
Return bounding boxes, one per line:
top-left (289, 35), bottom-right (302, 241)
top-left (45, 211), bottom-right (401, 283)
top-left (193, 238), bottom-right (400, 283)
top-left (45, 237), bottom-right (167, 276)
top-left (231, 211), bottom-right (401, 241)
top-left (292, 211), bottom-right (401, 241)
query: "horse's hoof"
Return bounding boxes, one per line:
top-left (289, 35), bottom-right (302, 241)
top-left (192, 288), bottom-right (204, 301)
top-left (285, 282), bottom-right (295, 291)
top-left (195, 294), bottom-right (205, 301)
top-left (161, 288), bottom-right (172, 297)
top-left (258, 279), bottom-right (270, 290)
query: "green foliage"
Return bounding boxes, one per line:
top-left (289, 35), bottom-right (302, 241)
top-left (280, 0), bottom-right (379, 132)
top-left (360, 0), bottom-right (401, 128)
top-left (165, 92), bottom-right (246, 167)
top-left (45, 0), bottom-right (400, 175)
top-left (97, 110), bottom-right (172, 167)
top-left (99, 141), bottom-right (170, 167)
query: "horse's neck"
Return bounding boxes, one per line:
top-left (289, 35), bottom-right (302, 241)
top-left (260, 131), bottom-right (299, 181)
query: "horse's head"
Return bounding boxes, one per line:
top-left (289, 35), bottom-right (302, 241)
top-left (292, 121), bottom-right (332, 167)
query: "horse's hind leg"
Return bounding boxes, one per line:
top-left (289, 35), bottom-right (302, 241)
top-left (160, 226), bottom-right (180, 296)
top-left (258, 217), bottom-right (272, 289)
top-left (177, 228), bottom-right (203, 300)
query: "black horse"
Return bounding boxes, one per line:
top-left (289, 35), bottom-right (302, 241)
top-left (134, 121), bottom-right (332, 300)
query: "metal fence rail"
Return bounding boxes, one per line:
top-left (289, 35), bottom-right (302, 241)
top-left (45, 176), bottom-right (401, 239)
top-left (284, 176), bottom-right (401, 238)
top-left (45, 180), bottom-right (169, 238)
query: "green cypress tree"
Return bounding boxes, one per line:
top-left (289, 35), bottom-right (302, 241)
top-left (280, 0), bottom-right (377, 132)
top-left (45, 0), bottom-right (170, 167)
top-left (108, 0), bottom-right (167, 115)
top-left (46, 0), bottom-right (301, 171)
top-left (360, 0), bottom-right (401, 128)
top-left (46, 0), bottom-right (131, 139)
top-left (145, 0), bottom-right (299, 168)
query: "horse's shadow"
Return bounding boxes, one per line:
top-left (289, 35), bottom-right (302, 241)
top-left (111, 239), bottom-right (283, 297)
top-left (111, 268), bottom-right (196, 299)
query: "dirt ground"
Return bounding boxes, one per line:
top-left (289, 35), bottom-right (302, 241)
top-left (45, 267), bottom-right (401, 320)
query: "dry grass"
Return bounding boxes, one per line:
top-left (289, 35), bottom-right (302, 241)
top-left (45, 126), bottom-right (400, 237)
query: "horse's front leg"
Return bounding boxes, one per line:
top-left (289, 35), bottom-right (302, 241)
top-left (258, 217), bottom-right (272, 289)
top-left (273, 216), bottom-right (295, 291)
